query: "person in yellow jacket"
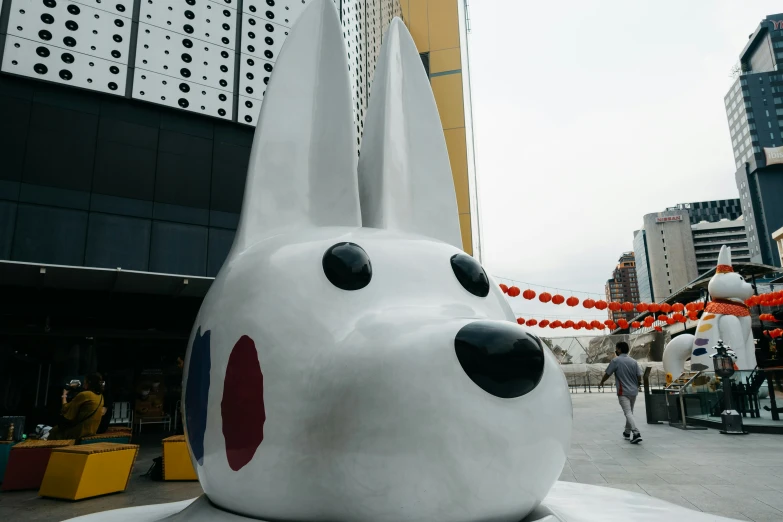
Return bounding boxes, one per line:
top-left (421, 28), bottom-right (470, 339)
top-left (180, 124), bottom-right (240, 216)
top-left (49, 373), bottom-right (105, 441)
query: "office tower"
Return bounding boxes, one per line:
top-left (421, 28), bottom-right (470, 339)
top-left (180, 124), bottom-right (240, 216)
top-left (605, 252), bottom-right (640, 322)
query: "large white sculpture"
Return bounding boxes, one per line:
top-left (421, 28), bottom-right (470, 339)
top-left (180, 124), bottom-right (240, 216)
top-left (663, 245), bottom-right (756, 380)
top-left (65, 2), bottom-right (744, 521)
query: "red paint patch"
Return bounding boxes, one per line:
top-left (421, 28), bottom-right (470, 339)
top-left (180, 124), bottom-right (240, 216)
top-left (222, 335), bottom-right (265, 471)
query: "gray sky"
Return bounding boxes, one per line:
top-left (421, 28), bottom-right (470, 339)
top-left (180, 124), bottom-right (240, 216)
top-left (467, 0), bottom-right (781, 334)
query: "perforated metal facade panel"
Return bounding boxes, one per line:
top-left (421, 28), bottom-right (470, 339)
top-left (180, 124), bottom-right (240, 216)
top-left (0, 0), bottom-right (402, 132)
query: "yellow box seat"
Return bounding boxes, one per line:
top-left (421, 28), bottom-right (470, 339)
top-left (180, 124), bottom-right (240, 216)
top-left (162, 435), bottom-right (197, 481)
top-left (39, 442), bottom-right (139, 500)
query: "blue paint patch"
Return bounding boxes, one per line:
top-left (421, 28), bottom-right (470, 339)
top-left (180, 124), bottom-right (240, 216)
top-left (185, 327), bottom-right (211, 465)
top-left (693, 347), bottom-right (708, 356)
top-left (694, 338), bottom-right (709, 346)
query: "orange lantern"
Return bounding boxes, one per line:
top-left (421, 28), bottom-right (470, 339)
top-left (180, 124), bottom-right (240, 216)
top-left (552, 320), bottom-right (562, 328)
top-left (539, 319), bottom-right (550, 327)
top-left (583, 299), bottom-right (596, 309)
top-left (552, 294), bottom-right (565, 305)
top-left (590, 320), bottom-right (602, 328)
top-left (672, 303), bottom-right (685, 313)
top-left (577, 320), bottom-right (588, 328)
top-left (584, 324), bottom-right (594, 331)
top-left (516, 317), bottom-right (525, 325)
top-left (657, 314), bottom-right (668, 322)
top-left (661, 303), bottom-right (672, 313)
top-left (688, 311), bottom-right (699, 321)
top-left (564, 320), bottom-right (575, 328)
top-left (573, 324), bottom-right (582, 330)
top-left (608, 302), bottom-right (621, 312)
top-left (666, 317), bottom-right (675, 325)
top-left (539, 292), bottom-right (552, 303)
top-left (618, 319), bottom-right (629, 329)
top-left (631, 321), bottom-right (641, 329)
top-left (595, 300), bottom-right (608, 310)
top-left (621, 302), bottom-right (634, 312)
top-left (499, 284), bottom-right (509, 294)
top-left (604, 319), bottom-right (614, 327)
top-left (566, 296), bottom-right (579, 307)
top-left (636, 303), bottom-right (649, 312)
top-left (526, 319), bottom-right (537, 327)
top-left (597, 323), bottom-right (606, 330)
top-left (523, 289), bottom-right (536, 300)
top-left (695, 302), bottom-right (705, 311)
top-left (648, 303), bottom-right (661, 313)
top-left (643, 316), bottom-right (654, 327)
top-left (507, 286), bottom-right (521, 297)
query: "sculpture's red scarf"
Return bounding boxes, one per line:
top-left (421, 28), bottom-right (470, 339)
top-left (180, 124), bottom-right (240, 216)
top-left (705, 298), bottom-right (750, 317)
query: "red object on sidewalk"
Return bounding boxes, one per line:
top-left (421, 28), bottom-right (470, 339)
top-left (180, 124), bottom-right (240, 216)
top-left (1, 440), bottom-right (75, 491)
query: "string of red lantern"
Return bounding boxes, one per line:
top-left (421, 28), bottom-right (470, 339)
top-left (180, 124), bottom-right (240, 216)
top-left (764, 329), bottom-right (783, 339)
top-left (514, 312), bottom-right (696, 332)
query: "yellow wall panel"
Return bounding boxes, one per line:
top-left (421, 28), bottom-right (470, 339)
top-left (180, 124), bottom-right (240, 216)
top-left (399, 0), bottom-right (410, 24)
top-left (445, 127), bottom-right (469, 214)
top-left (459, 213), bottom-right (473, 255)
top-left (431, 73), bottom-right (465, 129)
top-left (430, 48), bottom-right (461, 74)
top-left (408, 0), bottom-right (430, 53)
top-left (428, 0), bottom-right (460, 51)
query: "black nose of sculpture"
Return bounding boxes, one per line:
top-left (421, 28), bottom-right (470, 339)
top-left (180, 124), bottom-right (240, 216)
top-left (455, 321), bottom-right (546, 399)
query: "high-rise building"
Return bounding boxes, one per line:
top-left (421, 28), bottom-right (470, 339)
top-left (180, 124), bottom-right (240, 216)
top-left (605, 252), bottom-right (640, 322)
top-left (667, 199), bottom-right (742, 225)
top-left (724, 13), bottom-right (783, 266)
top-left (633, 209), bottom-right (699, 301)
top-left (692, 217), bottom-right (750, 275)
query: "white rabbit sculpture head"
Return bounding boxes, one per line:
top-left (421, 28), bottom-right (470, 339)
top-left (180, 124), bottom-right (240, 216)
top-left (708, 245), bottom-right (754, 301)
top-left (182, 1), bottom-right (572, 521)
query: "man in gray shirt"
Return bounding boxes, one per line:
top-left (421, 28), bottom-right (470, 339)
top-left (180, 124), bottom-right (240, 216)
top-left (599, 342), bottom-right (643, 444)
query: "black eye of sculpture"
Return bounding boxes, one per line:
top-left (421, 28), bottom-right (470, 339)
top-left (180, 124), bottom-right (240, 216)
top-left (451, 254), bottom-right (489, 297)
top-left (323, 243), bottom-right (372, 291)
top-left (455, 321), bottom-right (545, 398)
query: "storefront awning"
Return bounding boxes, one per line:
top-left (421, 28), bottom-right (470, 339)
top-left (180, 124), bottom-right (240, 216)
top-left (0, 260), bottom-right (214, 298)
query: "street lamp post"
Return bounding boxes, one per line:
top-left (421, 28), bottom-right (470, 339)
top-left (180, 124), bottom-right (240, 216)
top-left (711, 340), bottom-right (747, 435)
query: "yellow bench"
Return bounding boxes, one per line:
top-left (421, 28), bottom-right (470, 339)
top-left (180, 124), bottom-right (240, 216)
top-left (39, 442), bottom-right (139, 500)
top-left (162, 435), bottom-right (198, 481)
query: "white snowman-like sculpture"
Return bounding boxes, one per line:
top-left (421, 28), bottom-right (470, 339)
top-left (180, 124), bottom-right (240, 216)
top-left (180, 1), bottom-right (571, 521)
top-left (663, 245), bottom-right (756, 381)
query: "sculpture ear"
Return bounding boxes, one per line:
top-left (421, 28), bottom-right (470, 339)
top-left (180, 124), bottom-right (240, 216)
top-left (357, 18), bottom-right (462, 250)
top-left (231, 0), bottom-right (360, 255)
top-left (717, 245), bottom-right (732, 267)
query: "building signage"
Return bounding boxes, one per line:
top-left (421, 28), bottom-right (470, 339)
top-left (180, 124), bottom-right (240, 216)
top-left (764, 145), bottom-right (783, 166)
top-left (773, 20), bottom-right (783, 30)
top-left (656, 215), bottom-right (683, 223)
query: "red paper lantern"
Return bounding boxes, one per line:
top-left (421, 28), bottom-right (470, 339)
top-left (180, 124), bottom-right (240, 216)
top-left (604, 319), bottom-right (614, 327)
top-left (573, 324), bottom-right (582, 330)
top-left (688, 311), bottom-right (699, 321)
top-left (584, 324), bottom-right (593, 331)
top-left (636, 303), bottom-right (649, 312)
top-left (621, 302), bottom-right (634, 312)
top-left (590, 320), bottom-right (602, 328)
top-left (774, 329), bottom-right (783, 339)
top-left (516, 317), bottom-right (525, 325)
top-left (661, 303), bottom-right (672, 313)
top-left (763, 330), bottom-right (771, 337)
top-left (583, 298), bottom-right (596, 309)
top-left (595, 300), bottom-right (608, 310)
top-left (577, 320), bottom-right (588, 328)
top-left (643, 316), bottom-right (654, 326)
top-left (526, 319), bottom-right (538, 327)
top-left (552, 294), bottom-right (565, 305)
top-left (672, 303), bottom-right (685, 312)
top-left (666, 317), bottom-right (675, 325)
top-left (564, 320), bottom-right (575, 328)
top-left (648, 303), bottom-right (661, 313)
top-left (597, 323), bottom-right (606, 330)
top-left (608, 302), bottom-right (621, 312)
top-left (539, 292), bottom-right (552, 303)
top-left (654, 326), bottom-right (663, 332)
top-left (631, 321), bottom-right (641, 329)
top-left (539, 319), bottom-right (550, 327)
top-left (552, 320), bottom-right (562, 328)
top-left (618, 319), bottom-right (629, 329)
top-left (672, 313), bottom-right (685, 322)
top-left (657, 314), bottom-right (668, 322)
top-left (523, 289), bottom-right (536, 300)
top-left (566, 296), bottom-right (579, 307)
top-left (499, 284), bottom-right (509, 294)
top-left (507, 286), bottom-right (521, 297)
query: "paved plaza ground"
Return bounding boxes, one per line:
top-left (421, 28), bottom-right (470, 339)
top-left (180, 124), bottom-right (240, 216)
top-left (1, 392), bottom-right (782, 521)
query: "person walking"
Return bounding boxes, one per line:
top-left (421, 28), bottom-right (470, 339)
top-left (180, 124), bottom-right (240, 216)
top-left (599, 342), bottom-right (643, 444)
